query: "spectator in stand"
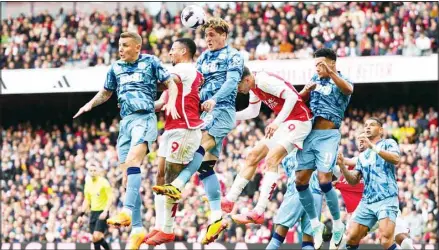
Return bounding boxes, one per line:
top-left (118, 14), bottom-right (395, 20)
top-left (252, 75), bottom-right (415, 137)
top-left (2, 2), bottom-right (438, 70)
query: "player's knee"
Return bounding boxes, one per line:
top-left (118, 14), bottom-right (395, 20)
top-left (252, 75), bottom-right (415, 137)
top-left (346, 233), bottom-right (360, 245)
top-left (197, 160), bottom-right (216, 180)
top-left (265, 154), bottom-right (281, 170)
top-left (379, 234), bottom-right (393, 247)
top-left (246, 150), bottom-right (260, 166)
top-left (317, 171), bottom-right (333, 183)
top-left (92, 233), bottom-right (103, 242)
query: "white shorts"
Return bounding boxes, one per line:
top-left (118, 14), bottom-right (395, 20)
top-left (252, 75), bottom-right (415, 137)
top-left (263, 120), bottom-right (312, 153)
top-left (158, 129), bottom-right (202, 165)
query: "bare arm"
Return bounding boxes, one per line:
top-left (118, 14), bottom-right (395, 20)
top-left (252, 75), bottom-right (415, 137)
top-left (73, 89), bottom-right (113, 118)
top-left (162, 77), bottom-right (180, 119)
top-left (376, 149), bottom-right (400, 165)
top-left (343, 156), bottom-right (358, 166)
top-left (328, 70), bottom-right (353, 95)
top-left (299, 82), bottom-right (317, 102)
top-left (337, 153), bottom-right (362, 186)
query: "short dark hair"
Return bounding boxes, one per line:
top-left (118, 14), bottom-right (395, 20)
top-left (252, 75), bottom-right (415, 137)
top-left (175, 38), bottom-right (197, 58)
top-left (367, 117), bottom-right (383, 127)
top-left (314, 48), bottom-right (337, 61)
top-left (241, 66), bottom-right (251, 81)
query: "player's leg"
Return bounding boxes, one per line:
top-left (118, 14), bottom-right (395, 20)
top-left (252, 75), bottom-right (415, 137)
top-left (267, 191), bottom-right (303, 249)
top-left (148, 156), bottom-right (166, 241)
top-left (314, 130), bottom-right (345, 248)
top-left (377, 197), bottom-right (400, 249)
top-left (93, 213), bottom-right (110, 250)
top-left (223, 142), bottom-right (269, 212)
top-left (346, 201), bottom-right (378, 250)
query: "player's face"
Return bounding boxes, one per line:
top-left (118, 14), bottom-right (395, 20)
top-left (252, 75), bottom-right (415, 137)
top-left (238, 76), bottom-right (251, 94)
top-left (169, 42), bottom-right (186, 66)
top-left (314, 57), bottom-right (334, 78)
top-left (364, 120), bottom-right (383, 139)
top-left (119, 37), bottom-right (140, 62)
top-left (205, 27), bottom-right (226, 51)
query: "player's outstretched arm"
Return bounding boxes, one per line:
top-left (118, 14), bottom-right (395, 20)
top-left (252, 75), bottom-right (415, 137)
top-left (236, 101), bottom-right (261, 121)
top-left (73, 89), bottom-right (113, 118)
top-left (337, 152), bottom-right (362, 186)
top-left (319, 61), bottom-right (353, 95)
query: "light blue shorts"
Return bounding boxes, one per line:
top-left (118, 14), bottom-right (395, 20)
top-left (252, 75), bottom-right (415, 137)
top-left (296, 129), bottom-right (341, 173)
top-left (117, 112), bottom-right (157, 163)
top-left (352, 196), bottom-right (399, 230)
top-left (274, 191), bottom-right (323, 236)
top-left (200, 107), bottom-right (235, 158)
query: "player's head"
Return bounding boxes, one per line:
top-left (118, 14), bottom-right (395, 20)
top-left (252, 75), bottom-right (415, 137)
top-left (313, 48), bottom-right (337, 78)
top-left (237, 66), bottom-right (254, 94)
top-left (364, 117), bottom-right (384, 139)
top-left (169, 38), bottom-right (197, 66)
top-left (119, 32), bottom-right (142, 63)
top-left (202, 17), bottom-right (229, 51)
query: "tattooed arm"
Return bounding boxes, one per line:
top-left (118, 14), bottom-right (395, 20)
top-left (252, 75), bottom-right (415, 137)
top-left (73, 89), bottom-right (113, 118)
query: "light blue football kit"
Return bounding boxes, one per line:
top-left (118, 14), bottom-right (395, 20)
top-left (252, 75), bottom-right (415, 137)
top-left (352, 139), bottom-right (400, 229)
top-left (104, 54), bottom-right (170, 230)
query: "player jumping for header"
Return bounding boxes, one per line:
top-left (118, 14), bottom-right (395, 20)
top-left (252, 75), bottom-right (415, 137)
top-left (145, 38), bottom-right (205, 246)
top-left (295, 48), bottom-right (353, 249)
top-left (220, 66), bottom-right (313, 225)
top-left (74, 31), bottom-right (179, 250)
top-left (152, 17), bottom-right (244, 244)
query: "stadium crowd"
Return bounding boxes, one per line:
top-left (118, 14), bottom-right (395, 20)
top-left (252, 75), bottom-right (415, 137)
top-left (1, 105), bottom-right (438, 245)
top-left (1, 2), bottom-right (438, 69)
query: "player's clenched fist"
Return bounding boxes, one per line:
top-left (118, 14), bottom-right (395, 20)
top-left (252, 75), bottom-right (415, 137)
top-left (336, 151), bottom-right (344, 166)
top-left (201, 99), bottom-right (216, 112)
top-left (265, 123), bottom-right (279, 139)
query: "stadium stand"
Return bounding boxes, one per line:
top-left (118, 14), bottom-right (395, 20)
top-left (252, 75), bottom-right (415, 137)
top-left (1, 2), bottom-right (438, 69)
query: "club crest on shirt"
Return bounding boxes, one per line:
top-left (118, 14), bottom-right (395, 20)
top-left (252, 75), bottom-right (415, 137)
top-left (138, 62), bottom-right (146, 70)
top-left (315, 84), bottom-right (332, 95)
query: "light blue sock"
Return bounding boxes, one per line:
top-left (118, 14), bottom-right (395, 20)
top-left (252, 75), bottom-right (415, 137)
top-left (172, 147), bottom-right (205, 189)
top-left (131, 192), bottom-right (142, 228)
top-left (302, 241), bottom-right (314, 250)
top-left (320, 182), bottom-right (341, 220)
top-left (266, 232), bottom-right (284, 250)
top-left (124, 167), bottom-right (141, 213)
top-left (296, 184), bottom-right (317, 220)
top-left (199, 161), bottom-right (221, 211)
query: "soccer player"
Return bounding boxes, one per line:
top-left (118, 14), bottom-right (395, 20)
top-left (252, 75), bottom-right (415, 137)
top-left (266, 150), bottom-right (322, 250)
top-left (335, 117), bottom-right (402, 250)
top-left (143, 38), bottom-right (205, 246)
top-left (295, 48), bottom-right (353, 249)
top-left (79, 163), bottom-right (112, 250)
top-left (73, 31), bottom-right (178, 250)
top-left (220, 67), bottom-right (312, 224)
top-left (152, 17), bottom-right (244, 244)
top-left (334, 133), bottom-right (414, 249)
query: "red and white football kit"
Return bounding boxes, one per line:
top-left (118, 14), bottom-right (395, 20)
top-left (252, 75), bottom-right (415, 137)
top-left (158, 62), bottom-right (204, 164)
top-left (243, 71), bottom-right (312, 153)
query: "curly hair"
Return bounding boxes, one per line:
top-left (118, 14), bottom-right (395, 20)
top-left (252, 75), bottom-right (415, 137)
top-left (202, 17), bottom-right (230, 35)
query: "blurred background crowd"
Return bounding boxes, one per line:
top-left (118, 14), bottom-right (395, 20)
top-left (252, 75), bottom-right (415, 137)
top-left (2, 105), bottom-right (438, 244)
top-left (1, 2), bottom-right (438, 69)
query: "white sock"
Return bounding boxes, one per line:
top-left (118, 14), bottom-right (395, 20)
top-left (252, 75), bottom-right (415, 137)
top-left (225, 174), bottom-right (250, 202)
top-left (162, 196), bottom-right (177, 234)
top-left (254, 171), bottom-right (279, 215)
top-left (333, 219), bottom-right (343, 229)
top-left (400, 238), bottom-right (414, 249)
top-left (131, 227), bottom-right (145, 234)
top-left (122, 207), bottom-right (133, 217)
top-left (310, 218), bottom-right (320, 229)
top-left (210, 210), bottom-right (223, 224)
top-left (171, 178), bottom-right (185, 190)
top-left (154, 194), bottom-right (165, 230)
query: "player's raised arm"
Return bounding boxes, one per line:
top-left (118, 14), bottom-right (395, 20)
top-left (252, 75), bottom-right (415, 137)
top-left (153, 56), bottom-right (180, 120)
top-left (337, 152), bottom-right (362, 186)
top-left (73, 67), bottom-right (115, 118)
top-left (314, 49), bottom-right (353, 95)
top-left (358, 133), bottom-right (401, 165)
